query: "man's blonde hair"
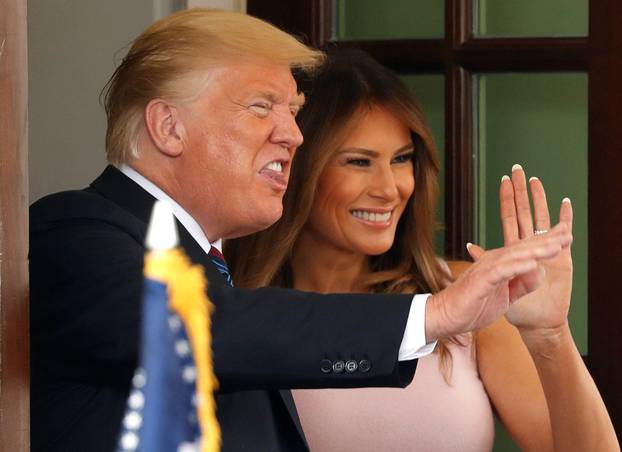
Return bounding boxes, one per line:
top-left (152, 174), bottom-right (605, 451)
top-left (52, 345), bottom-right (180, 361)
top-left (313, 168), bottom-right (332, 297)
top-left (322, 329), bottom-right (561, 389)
top-left (102, 8), bottom-right (324, 164)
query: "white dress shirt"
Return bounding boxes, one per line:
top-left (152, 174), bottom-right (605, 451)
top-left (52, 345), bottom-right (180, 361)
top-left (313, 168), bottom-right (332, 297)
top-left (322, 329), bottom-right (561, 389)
top-left (119, 164), bottom-right (437, 360)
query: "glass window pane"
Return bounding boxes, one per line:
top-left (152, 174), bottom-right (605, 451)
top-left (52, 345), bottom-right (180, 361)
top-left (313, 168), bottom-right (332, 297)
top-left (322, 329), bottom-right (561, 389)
top-left (335, 0), bottom-right (444, 40)
top-left (475, 0), bottom-right (588, 37)
top-left (401, 75), bottom-right (445, 254)
top-left (475, 73), bottom-right (588, 353)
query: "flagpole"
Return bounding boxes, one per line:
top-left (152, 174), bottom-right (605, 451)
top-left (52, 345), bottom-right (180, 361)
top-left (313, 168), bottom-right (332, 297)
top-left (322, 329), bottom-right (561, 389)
top-left (118, 201), bottom-right (220, 452)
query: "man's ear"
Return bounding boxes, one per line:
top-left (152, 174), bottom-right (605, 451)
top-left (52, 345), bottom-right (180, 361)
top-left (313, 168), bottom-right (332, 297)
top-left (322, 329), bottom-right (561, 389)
top-left (144, 99), bottom-right (186, 157)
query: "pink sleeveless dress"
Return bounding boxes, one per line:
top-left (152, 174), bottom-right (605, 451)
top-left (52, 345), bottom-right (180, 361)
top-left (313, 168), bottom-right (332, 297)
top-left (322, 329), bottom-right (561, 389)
top-left (293, 334), bottom-right (494, 451)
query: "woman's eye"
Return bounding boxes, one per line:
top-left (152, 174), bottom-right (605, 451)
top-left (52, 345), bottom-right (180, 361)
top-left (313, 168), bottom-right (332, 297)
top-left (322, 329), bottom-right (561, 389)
top-left (347, 158), bottom-right (370, 167)
top-left (392, 153), bottom-right (414, 164)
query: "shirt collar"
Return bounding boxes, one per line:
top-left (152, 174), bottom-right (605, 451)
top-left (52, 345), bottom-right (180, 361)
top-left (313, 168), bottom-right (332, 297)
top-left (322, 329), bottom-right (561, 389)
top-left (118, 164), bottom-right (222, 254)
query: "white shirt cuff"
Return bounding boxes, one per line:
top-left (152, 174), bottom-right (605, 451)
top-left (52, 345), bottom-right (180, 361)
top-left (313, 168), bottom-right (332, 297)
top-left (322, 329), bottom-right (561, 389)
top-left (398, 293), bottom-right (438, 360)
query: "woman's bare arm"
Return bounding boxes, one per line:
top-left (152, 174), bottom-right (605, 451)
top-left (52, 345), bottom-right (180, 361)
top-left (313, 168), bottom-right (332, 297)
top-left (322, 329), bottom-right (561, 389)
top-left (464, 165), bottom-right (619, 451)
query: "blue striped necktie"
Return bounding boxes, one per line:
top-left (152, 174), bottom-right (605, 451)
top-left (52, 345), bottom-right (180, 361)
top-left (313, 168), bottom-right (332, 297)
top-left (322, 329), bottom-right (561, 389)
top-left (208, 246), bottom-right (234, 287)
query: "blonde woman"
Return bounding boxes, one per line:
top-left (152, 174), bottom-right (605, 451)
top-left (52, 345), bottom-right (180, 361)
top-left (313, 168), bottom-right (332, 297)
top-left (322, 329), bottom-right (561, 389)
top-left (226, 48), bottom-right (618, 451)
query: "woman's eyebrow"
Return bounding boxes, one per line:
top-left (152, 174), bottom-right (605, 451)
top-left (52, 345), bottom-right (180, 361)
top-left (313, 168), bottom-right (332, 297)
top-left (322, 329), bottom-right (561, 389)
top-left (338, 148), bottom-right (379, 157)
top-left (338, 143), bottom-right (415, 156)
top-left (393, 144), bottom-right (415, 154)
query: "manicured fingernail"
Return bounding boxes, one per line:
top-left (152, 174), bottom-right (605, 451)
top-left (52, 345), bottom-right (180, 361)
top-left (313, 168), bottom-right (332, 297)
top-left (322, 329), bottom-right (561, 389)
top-left (512, 164), bottom-right (523, 172)
top-left (529, 176), bottom-right (539, 182)
top-left (501, 175), bottom-right (510, 182)
top-left (562, 197), bottom-right (571, 204)
top-left (466, 242), bottom-right (473, 250)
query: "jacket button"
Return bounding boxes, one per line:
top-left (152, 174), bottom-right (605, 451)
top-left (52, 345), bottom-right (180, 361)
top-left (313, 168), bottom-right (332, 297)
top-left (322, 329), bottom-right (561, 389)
top-left (359, 359), bottom-right (371, 373)
top-left (345, 360), bottom-right (358, 373)
top-left (320, 359), bottom-right (332, 373)
top-left (332, 360), bottom-right (345, 373)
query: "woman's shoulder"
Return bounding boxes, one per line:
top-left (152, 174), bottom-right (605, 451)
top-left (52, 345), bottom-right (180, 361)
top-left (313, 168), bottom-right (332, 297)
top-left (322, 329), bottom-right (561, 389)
top-left (432, 258), bottom-right (472, 285)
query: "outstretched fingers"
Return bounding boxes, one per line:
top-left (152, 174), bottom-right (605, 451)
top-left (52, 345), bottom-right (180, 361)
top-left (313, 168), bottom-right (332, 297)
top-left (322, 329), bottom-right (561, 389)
top-left (500, 164), bottom-right (559, 244)
top-left (467, 242), bottom-right (536, 284)
top-left (559, 197), bottom-right (573, 234)
top-left (508, 222), bottom-right (571, 261)
top-left (529, 176), bottom-right (551, 233)
top-left (499, 175), bottom-right (520, 244)
top-left (466, 242), bottom-right (485, 261)
top-left (468, 223), bottom-right (570, 285)
top-left (558, 197), bottom-right (574, 258)
top-left (511, 164), bottom-right (535, 239)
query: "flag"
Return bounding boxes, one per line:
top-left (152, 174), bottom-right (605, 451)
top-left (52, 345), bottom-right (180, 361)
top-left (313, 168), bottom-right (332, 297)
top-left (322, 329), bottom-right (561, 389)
top-left (117, 201), bottom-right (220, 452)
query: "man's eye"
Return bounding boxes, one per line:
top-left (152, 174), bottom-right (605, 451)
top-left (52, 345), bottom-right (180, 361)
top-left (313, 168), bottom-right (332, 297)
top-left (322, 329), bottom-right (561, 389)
top-left (392, 153), bottom-right (414, 164)
top-left (347, 158), bottom-right (370, 167)
top-left (249, 103), bottom-right (272, 116)
top-left (290, 106), bottom-right (301, 117)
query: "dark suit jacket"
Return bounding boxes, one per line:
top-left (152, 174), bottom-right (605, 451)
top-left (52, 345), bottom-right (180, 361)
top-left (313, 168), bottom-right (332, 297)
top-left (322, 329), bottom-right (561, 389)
top-left (30, 166), bottom-right (418, 452)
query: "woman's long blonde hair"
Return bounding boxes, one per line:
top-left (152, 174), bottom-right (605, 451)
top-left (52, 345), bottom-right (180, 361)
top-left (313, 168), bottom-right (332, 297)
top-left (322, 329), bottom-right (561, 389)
top-left (225, 47), bottom-right (461, 380)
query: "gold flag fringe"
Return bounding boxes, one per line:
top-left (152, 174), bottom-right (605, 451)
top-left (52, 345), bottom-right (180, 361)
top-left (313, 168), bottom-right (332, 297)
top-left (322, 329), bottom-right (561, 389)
top-left (145, 248), bottom-right (221, 452)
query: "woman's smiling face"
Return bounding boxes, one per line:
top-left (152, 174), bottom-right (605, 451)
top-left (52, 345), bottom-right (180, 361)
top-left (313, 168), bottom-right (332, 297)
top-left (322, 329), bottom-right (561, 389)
top-left (303, 105), bottom-right (415, 256)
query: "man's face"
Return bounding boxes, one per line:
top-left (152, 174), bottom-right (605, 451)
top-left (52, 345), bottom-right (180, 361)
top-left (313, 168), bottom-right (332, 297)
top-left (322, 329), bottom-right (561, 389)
top-left (176, 61), bottom-right (304, 240)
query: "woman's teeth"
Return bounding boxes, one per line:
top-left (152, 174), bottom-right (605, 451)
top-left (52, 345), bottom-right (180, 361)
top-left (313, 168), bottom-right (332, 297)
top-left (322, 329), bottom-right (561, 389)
top-left (351, 210), bottom-right (391, 222)
top-left (265, 161), bottom-right (283, 172)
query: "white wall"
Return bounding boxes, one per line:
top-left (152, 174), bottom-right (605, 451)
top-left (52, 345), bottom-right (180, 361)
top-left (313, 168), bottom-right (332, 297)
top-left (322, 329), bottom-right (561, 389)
top-left (27, 0), bottom-right (164, 202)
top-left (27, 0), bottom-right (249, 202)
top-left (187, 0), bottom-right (246, 11)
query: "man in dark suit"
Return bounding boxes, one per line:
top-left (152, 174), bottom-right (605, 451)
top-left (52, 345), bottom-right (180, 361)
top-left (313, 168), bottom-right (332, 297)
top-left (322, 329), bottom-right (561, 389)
top-left (29, 9), bottom-right (571, 452)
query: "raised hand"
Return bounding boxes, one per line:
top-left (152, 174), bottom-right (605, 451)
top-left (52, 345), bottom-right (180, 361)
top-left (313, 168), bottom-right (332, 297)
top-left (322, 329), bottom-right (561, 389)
top-left (494, 164), bottom-right (573, 332)
top-left (425, 222), bottom-right (571, 340)
top-left (464, 166), bottom-right (618, 452)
